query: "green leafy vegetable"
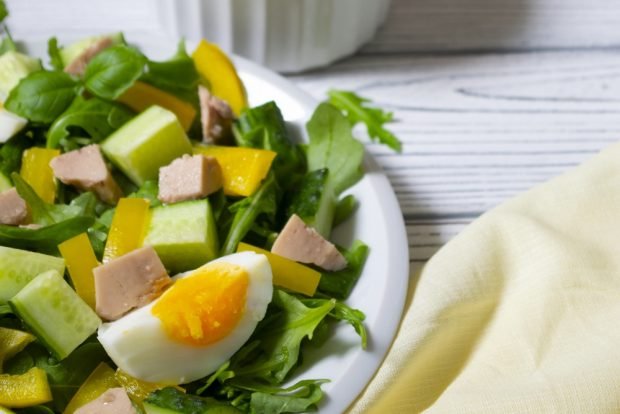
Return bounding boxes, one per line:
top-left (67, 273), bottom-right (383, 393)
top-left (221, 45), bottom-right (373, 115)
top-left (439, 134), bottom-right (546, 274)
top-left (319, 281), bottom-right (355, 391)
top-left (144, 387), bottom-right (242, 413)
top-left (0, 134), bottom-right (31, 179)
top-left (47, 37), bottom-right (64, 70)
top-left (317, 240), bottom-right (369, 300)
top-left (248, 379), bottom-right (327, 414)
top-left (128, 179), bottom-right (161, 207)
top-left (83, 44), bottom-right (146, 100)
top-left (328, 89), bottom-right (402, 152)
top-left (0, 216), bottom-right (93, 251)
top-left (234, 102), bottom-right (306, 188)
top-left (0, 27), bottom-right (15, 55)
top-left (306, 103), bottom-right (364, 195)
top-left (303, 298), bottom-right (367, 349)
top-left (47, 95), bottom-right (134, 149)
top-left (333, 194), bottom-right (358, 228)
top-left (142, 40), bottom-right (200, 104)
top-left (232, 290), bottom-right (335, 383)
top-left (5, 70), bottom-right (78, 123)
top-left (0, 0), bottom-right (7, 24)
top-left (222, 174), bottom-right (279, 255)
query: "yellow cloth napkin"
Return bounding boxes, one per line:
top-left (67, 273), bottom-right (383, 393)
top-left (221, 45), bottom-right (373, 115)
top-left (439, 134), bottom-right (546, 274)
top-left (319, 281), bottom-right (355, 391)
top-left (348, 142), bottom-right (620, 413)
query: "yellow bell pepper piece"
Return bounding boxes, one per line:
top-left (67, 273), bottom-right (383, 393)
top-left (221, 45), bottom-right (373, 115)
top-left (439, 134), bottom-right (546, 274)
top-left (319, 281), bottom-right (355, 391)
top-left (193, 145), bottom-right (276, 197)
top-left (192, 40), bottom-right (247, 116)
top-left (118, 81), bottom-right (197, 132)
top-left (0, 327), bottom-right (35, 370)
top-left (237, 242), bottom-right (321, 296)
top-left (63, 363), bottom-right (118, 414)
top-left (58, 233), bottom-right (99, 309)
top-left (0, 367), bottom-right (52, 408)
top-left (102, 198), bottom-right (151, 263)
top-left (20, 148), bottom-right (60, 203)
top-left (114, 369), bottom-right (184, 401)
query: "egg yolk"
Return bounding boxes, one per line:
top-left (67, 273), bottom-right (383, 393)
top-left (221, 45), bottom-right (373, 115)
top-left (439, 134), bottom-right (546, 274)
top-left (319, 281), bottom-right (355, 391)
top-left (152, 262), bottom-right (249, 346)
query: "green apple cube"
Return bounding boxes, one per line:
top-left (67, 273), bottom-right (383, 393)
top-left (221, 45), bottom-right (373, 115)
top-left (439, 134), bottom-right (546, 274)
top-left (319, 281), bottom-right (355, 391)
top-left (143, 199), bottom-right (218, 274)
top-left (0, 246), bottom-right (65, 302)
top-left (101, 105), bottom-right (193, 185)
top-left (10, 270), bottom-right (101, 360)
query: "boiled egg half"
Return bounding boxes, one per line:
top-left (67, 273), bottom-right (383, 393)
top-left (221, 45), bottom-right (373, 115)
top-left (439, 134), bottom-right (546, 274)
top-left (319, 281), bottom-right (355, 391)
top-left (98, 251), bottom-right (273, 384)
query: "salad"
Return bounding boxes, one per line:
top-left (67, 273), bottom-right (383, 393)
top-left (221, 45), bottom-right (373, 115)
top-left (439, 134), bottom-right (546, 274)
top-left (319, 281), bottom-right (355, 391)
top-left (0, 2), bottom-right (401, 413)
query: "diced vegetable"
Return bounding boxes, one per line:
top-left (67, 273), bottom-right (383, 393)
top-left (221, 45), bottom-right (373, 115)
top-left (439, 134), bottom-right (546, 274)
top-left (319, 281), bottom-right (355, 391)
top-left (193, 145), bottom-right (276, 197)
top-left (0, 368), bottom-right (52, 408)
top-left (237, 242), bottom-right (321, 296)
top-left (58, 33), bottom-right (124, 68)
top-left (102, 198), bottom-right (150, 263)
top-left (286, 168), bottom-right (336, 238)
top-left (0, 109), bottom-right (26, 143)
top-left (9, 270), bottom-right (101, 360)
top-left (62, 362), bottom-right (118, 414)
top-left (192, 40), bottom-right (247, 116)
top-left (142, 199), bottom-right (218, 273)
top-left (58, 233), bottom-right (99, 309)
top-left (101, 105), bottom-right (192, 185)
top-left (0, 327), bottom-right (35, 369)
top-left (0, 51), bottom-right (41, 100)
top-left (20, 148), bottom-right (60, 204)
top-left (118, 81), bottom-right (196, 131)
top-left (0, 246), bottom-right (65, 302)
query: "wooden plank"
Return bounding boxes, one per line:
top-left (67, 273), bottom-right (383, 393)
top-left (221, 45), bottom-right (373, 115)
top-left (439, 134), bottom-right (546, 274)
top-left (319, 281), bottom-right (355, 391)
top-left (289, 50), bottom-right (620, 259)
top-left (364, 0), bottom-right (620, 53)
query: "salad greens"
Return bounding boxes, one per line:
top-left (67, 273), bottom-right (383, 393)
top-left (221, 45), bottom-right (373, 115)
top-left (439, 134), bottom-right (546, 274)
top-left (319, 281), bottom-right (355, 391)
top-left (0, 3), bottom-right (401, 412)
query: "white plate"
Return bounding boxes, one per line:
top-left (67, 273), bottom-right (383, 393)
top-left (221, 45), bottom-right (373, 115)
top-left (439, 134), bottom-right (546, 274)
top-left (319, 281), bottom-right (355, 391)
top-left (22, 38), bottom-right (410, 414)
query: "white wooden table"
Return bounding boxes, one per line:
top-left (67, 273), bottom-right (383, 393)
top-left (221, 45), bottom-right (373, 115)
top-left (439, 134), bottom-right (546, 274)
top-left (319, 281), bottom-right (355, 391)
top-left (7, 0), bottom-right (620, 266)
top-left (291, 0), bottom-right (620, 264)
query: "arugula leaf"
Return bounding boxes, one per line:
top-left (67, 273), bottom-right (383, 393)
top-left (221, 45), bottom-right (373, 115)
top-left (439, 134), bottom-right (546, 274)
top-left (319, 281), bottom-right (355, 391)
top-left (221, 174), bottom-right (279, 255)
top-left (128, 179), bottom-right (161, 207)
top-left (0, 27), bottom-right (16, 55)
top-left (306, 103), bottom-right (364, 195)
top-left (12, 173), bottom-right (54, 225)
top-left (0, 0), bottom-right (7, 24)
top-left (317, 240), bottom-right (369, 300)
top-left (47, 95), bottom-right (133, 149)
top-left (141, 40), bottom-right (200, 103)
top-left (328, 89), bottom-right (402, 152)
top-left (333, 194), bottom-right (357, 228)
top-left (0, 134), bottom-right (31, 179)
top-left (47, 37), bottom-right (65, 71)
top-left (84, 44), bottom-right (146, 100)
top-left (232, 290), bottom-right (335, 383)
top-left (144, 387), bottom-right (242, 414)
top-left (233, 102), bottom-right (306, 188)
top-left (0, 216), bottom-right (93, 252)
top-left (249, 379), bottom-right (327, 414)
top-left (5, 71), bottom-right (78, 123)
top-left (5, 341), bottom-right (108, 412)
top-left (303, 298), bottom-right (367, 349)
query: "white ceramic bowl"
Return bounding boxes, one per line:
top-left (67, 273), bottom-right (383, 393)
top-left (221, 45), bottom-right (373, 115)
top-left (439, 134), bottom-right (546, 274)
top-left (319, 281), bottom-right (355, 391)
top-left (173, 0), bottom-right (392, 73)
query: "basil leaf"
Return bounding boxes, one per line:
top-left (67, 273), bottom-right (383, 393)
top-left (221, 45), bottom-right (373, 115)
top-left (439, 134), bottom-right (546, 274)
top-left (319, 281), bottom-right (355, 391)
top-left (84, 44), bottom-right (146, 100)
top-left (47, 37), bottom-right (64, 70)
top-left (306, 102), bottom-right (364, 195)
top-left (5, 70), bottom-right (77, 123)
top-left (47, 95), bottom-right (133, 149)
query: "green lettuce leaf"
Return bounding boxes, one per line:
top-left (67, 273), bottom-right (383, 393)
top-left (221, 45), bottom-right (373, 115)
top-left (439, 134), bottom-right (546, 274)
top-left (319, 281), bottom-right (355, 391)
top-left (328, 89), bottom-right (402, 152)
top-left (47, 95), bottom-right (133, 149)
top-left (47, 37), bottom-right (64, 70)
top-left (144, 387), bottom-right (242, 414)
top-left (0, 0), bottom-right (6, 23)
top-left (317, 240), bottom-right (369, 300)
top-left (306, 103), bottom-right (364, 195)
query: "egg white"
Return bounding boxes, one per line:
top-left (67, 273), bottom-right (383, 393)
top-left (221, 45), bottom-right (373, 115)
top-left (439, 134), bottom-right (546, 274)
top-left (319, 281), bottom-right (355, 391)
top-left (97, 251), bottom-right (273, 384)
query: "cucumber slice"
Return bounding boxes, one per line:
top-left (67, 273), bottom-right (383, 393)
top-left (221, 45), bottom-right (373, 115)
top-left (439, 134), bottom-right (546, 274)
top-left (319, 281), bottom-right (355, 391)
top-left (0, 246), bottom-right (65, 302)
top-left (59, 32), bottom-right (125, 67)
top-left (0, 51), bottom-right (42, 100)
top-left (286, 168), bottom-right (336, 237)
top-left (101, 106), bottom-right (193, 185)
top-left (9, 270), bottom-right (100, 360)
top-left (143, 199), bottom-right (218, 273)
top-left (0, 108), bottom-right (27, 143)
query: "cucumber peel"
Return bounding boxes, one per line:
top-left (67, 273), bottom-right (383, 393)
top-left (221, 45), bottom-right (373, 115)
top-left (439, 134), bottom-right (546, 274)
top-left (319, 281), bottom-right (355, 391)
top-left (143, 199), bottom-right (218, 273)
top-left (0, 51), bottom-right (42, 100)
top-left (59, 32), bottom-right (125, 68)
top-left (9, 270), bottom-right (100, 360)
